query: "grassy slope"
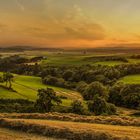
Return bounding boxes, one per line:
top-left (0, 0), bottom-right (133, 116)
top-left (0, 74), bottom-right (82, 107)
top-left (119, 74), bottom-right (140, 84)
top-left (0, 86), bottom-right (22, 99)
top-left (4, 118), bottom-right (140, 140)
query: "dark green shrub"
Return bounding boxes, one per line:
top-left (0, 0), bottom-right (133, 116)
top-left (88, 95), bottom-right (116, 115)
top-left (83, 82), bottom-right (108, 100)
top-left (71, 100), bottom-right (85, 115)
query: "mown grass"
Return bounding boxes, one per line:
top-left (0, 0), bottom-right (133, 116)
top-left (1, 112), bottom-right (139, 127)
top-left (0, 118), bottom-right (134, 140)
top-left (119, 74), bottom-right (140, 84)
top-left (0, 128), bottom-right (56, 140)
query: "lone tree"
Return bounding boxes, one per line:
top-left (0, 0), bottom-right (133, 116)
top-left (35, 88), bottom-right (62, 112)
top-left (3, 72), bottom-right (14, 89)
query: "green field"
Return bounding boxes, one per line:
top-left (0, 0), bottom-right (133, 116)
top-left (2, 51), bottom-right (140, 66)
top-left (119, 74), bottom-right (140, 84)
top-left (39, 53), bottom-right (140, 66)
top-left (0, 74), bottom-right (82, 104)
top-left (94, 61), bottom-right (125, 66)
top-left (41, 54), bottom-right (93, 66)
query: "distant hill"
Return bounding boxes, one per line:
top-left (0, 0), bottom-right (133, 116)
top-left (0, 45), bottom-right (140, 54)
top-left (0, 46), bottom-right (63, 52)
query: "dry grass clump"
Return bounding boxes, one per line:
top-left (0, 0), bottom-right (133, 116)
top-left (0, 118), bottom-right (129, 140)
top-left (1, 113), bottom-right (140, 127)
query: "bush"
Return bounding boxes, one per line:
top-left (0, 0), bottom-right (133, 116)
top-left (0, 99), bottom-right (34, 113)
top-left (83, 81), bottom-right (108, 100)
top-left (63, 70), bottom-right (74, 81)
top-left (76, 81), bottom-right (88, 93)
top-left (42, 75), bottom-right (58, 85)
top-left (88, 95), bottom-right (116, 115)
top-left (107, 103), bottom-right (117, 115)
top-left (71, 100), bottom-right (85, 115)
top-left (109, 83), bottom-right (140, 109)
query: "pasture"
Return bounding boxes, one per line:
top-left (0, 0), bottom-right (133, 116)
top-left (40, 53), bottom-right (115, 66)
top-left (119, 74), bottom-right (140, 84)
top-left (0, 74), bottom-right (82, 107)
top-left (40, 53), bottom-right (140, 66)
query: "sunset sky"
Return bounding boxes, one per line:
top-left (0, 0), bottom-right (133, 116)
top-left (0, 0), bottom-right (140, 48)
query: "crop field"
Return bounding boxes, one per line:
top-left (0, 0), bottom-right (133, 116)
top-left (1, 112), bottom-right (139, 126)
top-left (0, 128), bottom-right (57, 140)
top-left (0, 118), bottom-right (140, 140)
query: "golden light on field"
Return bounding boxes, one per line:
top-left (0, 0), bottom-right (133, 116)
top-left (0, 0), bottom-right (140, 48)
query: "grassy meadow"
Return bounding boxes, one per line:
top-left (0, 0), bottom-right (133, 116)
top-left (0, 74), bottom-right (82, 108)
top-left (119, 74), bottom-right (140, 84)
top-left (40, 53), bottom-right (124, 66)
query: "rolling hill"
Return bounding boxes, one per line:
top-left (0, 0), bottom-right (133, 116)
top-left (0, 74), bottom-right (82, 107)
